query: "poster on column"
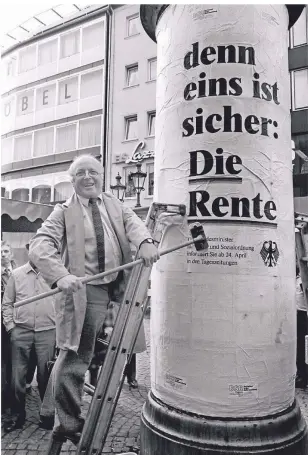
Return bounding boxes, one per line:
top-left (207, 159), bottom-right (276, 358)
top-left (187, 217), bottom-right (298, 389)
top-left (153, 4), bottom-right (296, 418)
top-left (181, 16), bottom-right (291, 276)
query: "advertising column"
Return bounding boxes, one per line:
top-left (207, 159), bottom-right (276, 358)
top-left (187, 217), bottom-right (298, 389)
top-left (140, 5), bottom-right (307, 455)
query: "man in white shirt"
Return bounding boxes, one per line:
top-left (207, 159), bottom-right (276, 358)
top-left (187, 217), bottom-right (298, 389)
top-left (2, 258), bottom-right (56, 432)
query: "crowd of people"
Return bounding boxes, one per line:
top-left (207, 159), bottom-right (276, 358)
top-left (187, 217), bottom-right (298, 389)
top-left (1, 154), bottom-right (159, 444)
top-left (1, 153), bottom-right (307, 446)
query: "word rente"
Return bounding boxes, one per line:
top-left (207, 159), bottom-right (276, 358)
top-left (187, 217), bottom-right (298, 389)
top-left (188, 148), bottom-right (277, 221)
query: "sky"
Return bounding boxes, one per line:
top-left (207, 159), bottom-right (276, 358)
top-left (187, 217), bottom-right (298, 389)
top-left (0, 3), bottom-right (58, 35)
top-left (0, 2), bottom-right (95, 49)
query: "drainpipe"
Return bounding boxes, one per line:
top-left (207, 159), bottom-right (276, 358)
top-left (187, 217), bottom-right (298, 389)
top-left (101, 6), bottom-right (113, 192)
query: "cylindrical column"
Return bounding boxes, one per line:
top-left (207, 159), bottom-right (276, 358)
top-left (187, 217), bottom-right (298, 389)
top-left (140, 4), bottom-right (307, 455)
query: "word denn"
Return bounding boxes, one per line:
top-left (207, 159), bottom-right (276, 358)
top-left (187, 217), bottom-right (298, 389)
top-left (184, 42), bottom-right (255, 69)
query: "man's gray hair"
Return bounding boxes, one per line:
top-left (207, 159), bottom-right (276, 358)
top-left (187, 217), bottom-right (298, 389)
top-left (1, 240), bottom-right (11, 250)
top-left (68, 155), bottom-right (103, 179)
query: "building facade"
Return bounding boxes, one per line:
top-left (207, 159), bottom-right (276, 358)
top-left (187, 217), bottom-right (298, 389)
top-left (1, 6), bottom-right (107, 204)
top-left (106, 4), bottom-right (156, 213)
top-left (1, 4), bottom-right (307, 214)
top-left (289, 5), bottom-right (308, 213)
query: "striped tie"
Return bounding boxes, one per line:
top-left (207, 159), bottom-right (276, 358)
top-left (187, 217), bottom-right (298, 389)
top-left (89, 198), bottom-right (105, 273)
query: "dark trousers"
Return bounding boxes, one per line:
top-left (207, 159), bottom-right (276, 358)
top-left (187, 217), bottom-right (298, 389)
top-left (11, 326), bottom-right (56, 417)
top-left (1, 320), bottom-right (12, 412)
top-left (53, 285), bottom-right (109, 434)
top-left (125, 354), bottom-right (136, 382)
top-left (297, 310), bottom-right (308, 383)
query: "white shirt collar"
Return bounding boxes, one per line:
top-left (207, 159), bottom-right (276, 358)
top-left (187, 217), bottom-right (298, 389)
top-left (1, 263), bottom-right (12, 274)
top-left (77, 193), bottom-right (103, 207)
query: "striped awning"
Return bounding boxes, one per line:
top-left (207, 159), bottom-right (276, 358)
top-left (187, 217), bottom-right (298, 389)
top-left (1, 198), bottom-right (53, 222)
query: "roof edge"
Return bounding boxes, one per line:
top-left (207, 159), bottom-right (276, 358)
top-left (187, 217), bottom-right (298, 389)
top-left (2, 5), bottom-right (111, 57)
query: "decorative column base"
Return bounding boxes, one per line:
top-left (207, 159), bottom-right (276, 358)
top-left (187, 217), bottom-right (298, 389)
top-left (140, 392), bottom-right (308, 455)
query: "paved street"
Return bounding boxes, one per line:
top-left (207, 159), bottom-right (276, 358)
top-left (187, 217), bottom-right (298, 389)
top-left (2, 316), bottom-right (308, 455)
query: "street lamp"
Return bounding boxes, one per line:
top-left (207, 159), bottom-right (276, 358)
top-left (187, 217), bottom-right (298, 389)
top-left (110, 173), bottom-right (126, 202)
top-left (130, 162), bottom-right (147, 207)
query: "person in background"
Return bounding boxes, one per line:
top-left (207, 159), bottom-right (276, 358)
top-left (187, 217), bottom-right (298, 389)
top-left (1, 241), bottom-right (16, 413)
top-left (296, 266), bottom-right (308, 389)
top-left (2, 248), bottom-right (56, 433)
top-left (29, 154), bottom-right (159, 445)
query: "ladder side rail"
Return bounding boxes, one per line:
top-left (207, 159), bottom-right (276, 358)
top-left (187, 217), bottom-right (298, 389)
top-left (85, 264), bottom-right (153, 455)
top-left (77, 262), bottom-right (145, 451)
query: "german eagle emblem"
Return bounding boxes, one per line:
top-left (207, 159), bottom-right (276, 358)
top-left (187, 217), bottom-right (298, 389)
top-left (260, 241), bottom-right (279, 267)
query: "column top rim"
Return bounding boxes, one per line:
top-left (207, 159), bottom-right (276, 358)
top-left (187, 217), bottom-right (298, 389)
top-left (140, 4), bottom-right (306, 42)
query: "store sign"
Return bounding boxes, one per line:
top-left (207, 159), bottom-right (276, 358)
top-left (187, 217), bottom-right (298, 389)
top-left (58, 78), bottom-right (78, 105)
top-left (16, 90), bottom-right (34, 116)
top-left (152, 4), bottom-right (294, 419)
top-left (36, 84), bottom-right (56, 110)
top-left (126, 141), bottom-right (155, 163)
top-left (4, 79), bottom-right (78, 119)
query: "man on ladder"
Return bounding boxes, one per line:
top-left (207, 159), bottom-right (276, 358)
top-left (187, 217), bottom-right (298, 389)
top-left (28, 154), bottom-right (159, 445)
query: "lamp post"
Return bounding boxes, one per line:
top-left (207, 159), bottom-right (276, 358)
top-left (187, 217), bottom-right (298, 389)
top-left (110, 173), bottom-right (126, 202)
top-left (130, 162), bottom-right (147, 208)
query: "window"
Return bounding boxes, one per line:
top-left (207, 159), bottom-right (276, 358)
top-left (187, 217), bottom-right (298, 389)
top-left (80, 70), bottom-right (103, 99)
top-left (1, 137), bottom-right (13, 165)
top-left (124, 168), bottom-right (136, 198)
top-left (60, 29), bottom-right (80, 58)
top-left (82, 21), bottom-right (104, 50)
top-left (127, 15), bottom-right (139, 37)
top-left (38, 39), bottom-right (58, 66)
top-left (124, 116), bottom-right (138, 141)
top-left (33, 128), bottom-right (54, 157)
top-left (148, 58), bottom-right (157, 81)
top-left (126, 64), bottom-right (139, 87)
top-left (6, 58), bottom-right (16, 76)
top-left (79, 116), bottom-right (102, 148)
top-left (32, 185), bottom-right (51, 204)
top-left (14, 134), bottom-right (32, 161)
top-left (12, 189), bottom-right (29, 201)
top-left (56, 123), bottom-right (77, 153)
top-left (148, 111), bottom-right (156, 136)
top-left (1, 187), bottom-right (5, 198)
top-left (18, 45), bottom-right (36, 73)
top-left (293, 133), bottom-right (308, 174)
top-left (54, 182), bottom-right (73, 202)
top-left (58, 76), bottom-right (78, 105)
top-left (293, 69), bottom-right (308, 110)
top-left (147, 163), bottom-right (154, 196)
top-left (291, 8), bottom-right (307, 46)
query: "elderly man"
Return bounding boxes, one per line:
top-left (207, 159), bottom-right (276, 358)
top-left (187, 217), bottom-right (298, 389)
top-left (29, 154), bottom-right (159, 444)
